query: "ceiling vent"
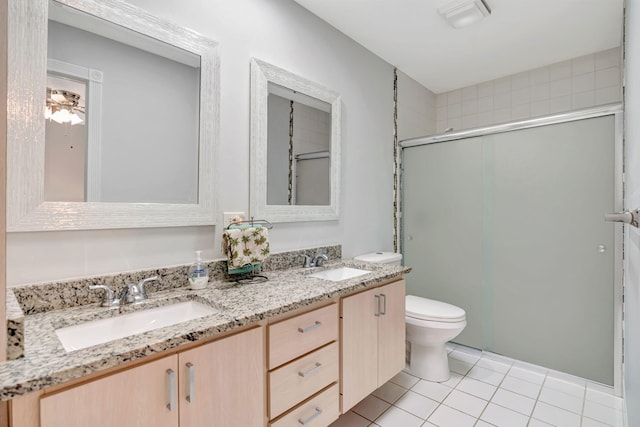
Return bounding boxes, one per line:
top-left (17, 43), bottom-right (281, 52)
top-left (438, 0), bottom-right (491, 29)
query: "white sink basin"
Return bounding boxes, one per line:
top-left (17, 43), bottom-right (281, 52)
top-left (308, 267), bottom-right (370, 282)
top-left (55, 300), bottom-right (218, 352)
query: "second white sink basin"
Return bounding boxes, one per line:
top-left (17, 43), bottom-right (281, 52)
top-left (308, 267), bottom-right (370, 282)
top-left (55, 300), bottom-right (218, 352)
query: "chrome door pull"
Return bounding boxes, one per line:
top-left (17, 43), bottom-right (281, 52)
top-left (298, 362), bottom-right (322, 378)
top-left (605, 209), bottom-right (639, 228)
top-left (186, 362), bottom-right (195, 403)
top-left (380, 293), bottom-right (387, 315)
top-left (298, 407), bottom-right (322, 425)
top-left (166, 369), bottom-right (176, 411)
top-left (298, 321), bottom-right (322, 333)
top-left (375, 295), bottom-right (381, 316)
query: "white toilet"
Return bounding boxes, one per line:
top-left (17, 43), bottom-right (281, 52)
top-left (405, 295), bottom-right (466, 382)
top-left (354, 252), bottom-right (467, 383)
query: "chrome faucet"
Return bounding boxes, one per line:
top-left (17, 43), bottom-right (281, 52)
top-left (127, 276), bottom-right (159, 302)
top-left (89, 276), bottom-right (159, 306)
top-left (89, 284), bottom-right (119, 307)
top-left (299, 252), bottom-right (329, 268)
top-left (313, 253), bottom-right (329, 267)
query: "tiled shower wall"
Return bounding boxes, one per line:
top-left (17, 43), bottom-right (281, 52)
top-left (435, 47), bottom-right (622, 134)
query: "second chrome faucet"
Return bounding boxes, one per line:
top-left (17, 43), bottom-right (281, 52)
top-left (300, 252), bottom-right (329, 268)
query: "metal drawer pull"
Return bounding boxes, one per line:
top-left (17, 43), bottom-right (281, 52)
top-left (166, 369), bottom-right (176, 411)
top-left (298, 362), bottom-right (323, 378)
top-left (380, 293), bottom-right (387, 315)
top-left (298, 407), bottom-right (323, 425)
top-left (374, 295), bottom-right (381, 316)
top-left (298, 321), bottom-right (322, 333)
top-left (186, 362), bottom-right (195, 403)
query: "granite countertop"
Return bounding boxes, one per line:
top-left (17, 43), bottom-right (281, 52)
top-left (0, 260), bottom-right (410, 401)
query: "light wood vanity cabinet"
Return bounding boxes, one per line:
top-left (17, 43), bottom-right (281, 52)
top-left (177, 327), bottom-right (265, 427)
top-left (39, 327), bottom-right (264, 427)
top-left (15, 277), bottom-right (407, 427)
top-left (341, 279), bottom-right (406, 412)
top-left (40, 355), bottom-right (178, 427)
top-left (267, 303), bottom-right (340, 426)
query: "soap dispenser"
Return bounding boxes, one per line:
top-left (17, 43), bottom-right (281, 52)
top-left (188, 250), bottom-right (209, 290)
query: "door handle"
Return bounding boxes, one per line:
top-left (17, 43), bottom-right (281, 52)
top-left (166, 369), bottom-right (176, 411)
top-left (380, 294), bottom-right (387, 315)
top-left (605, 209), bottom-right (639, 228)
top-left (374, 295), bottom-right (380, 316)
top-left (186, 362), bottom-right (195, 403)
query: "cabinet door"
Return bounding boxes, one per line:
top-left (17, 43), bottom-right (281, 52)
top-left (340, 287), bottom-right (379, 412)
top-left (377, 280), bottom-right (406, 385)
top-left (40, 355), bottom-right (179, 427)
top-left (178, 327), bottom-right (265, 427)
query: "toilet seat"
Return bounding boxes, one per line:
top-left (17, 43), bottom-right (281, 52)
top-left (406, 295), bottom-right (466, 323)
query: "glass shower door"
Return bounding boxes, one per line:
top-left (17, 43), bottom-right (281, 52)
top-left (402, 115), bottom-right (618, 385)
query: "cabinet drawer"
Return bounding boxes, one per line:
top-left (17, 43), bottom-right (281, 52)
top-left (269, 342), bottom-right (339, 419)
top-left (269, 303), bottom-right (338, 369)
top-left (269, 383), bottom-right (339, 427)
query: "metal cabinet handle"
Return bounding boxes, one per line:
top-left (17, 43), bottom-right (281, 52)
top-left (298, 321), bottom-right (322, 333)
top-left (298, 407), bottom-right (323, 425)
top-left (298, 362), bottom-right (322, 378)
top-left (166, 369), bottom-right (176, 411)
top-left (374, 295), bottom-right (380, 316)
top-left (186, 362), bottom-right (195, 403)
top-left (380, 293), bottom-right (387, 315)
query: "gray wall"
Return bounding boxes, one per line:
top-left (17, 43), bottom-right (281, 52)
top-left (7, 0), bottom-right (436, 285)
top-left (396, 70), bottom-right (437, 140)
top-left (266, 94), bottom-right (290, 205)
top-left (48, 21), bottom-right (200, 203)
top-left (624, 1), bottom-right (640, 424)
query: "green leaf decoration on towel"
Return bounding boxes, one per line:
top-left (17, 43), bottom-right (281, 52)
top-left (222, 226), bottom-right (270, 271)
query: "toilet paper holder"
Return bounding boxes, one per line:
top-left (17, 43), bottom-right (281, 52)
top-left (605, 209), bottom-right (640, 228)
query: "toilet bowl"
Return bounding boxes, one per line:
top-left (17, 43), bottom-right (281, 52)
top-left (405, 295), bottom-right (466, 382)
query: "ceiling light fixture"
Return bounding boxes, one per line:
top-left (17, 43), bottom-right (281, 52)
top-left (45, 88), bottom-right (85, 125)
top-left (438, 0), bottom-right (491, 29)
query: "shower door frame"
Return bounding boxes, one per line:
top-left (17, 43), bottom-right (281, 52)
top-left (399, 103), bottom-right (624, 395)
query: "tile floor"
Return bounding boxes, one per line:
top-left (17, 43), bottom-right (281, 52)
top-left (330, 343), bottom-right (625, 427)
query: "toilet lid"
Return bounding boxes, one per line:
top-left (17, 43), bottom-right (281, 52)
top-left (405, 295), bottom-right (466, 322)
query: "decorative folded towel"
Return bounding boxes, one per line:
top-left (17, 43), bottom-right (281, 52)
top-left (222, 225), bottom-right (270, 275)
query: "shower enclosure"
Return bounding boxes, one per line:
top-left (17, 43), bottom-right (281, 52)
top-left (401, 105), bottom-right (623, 391)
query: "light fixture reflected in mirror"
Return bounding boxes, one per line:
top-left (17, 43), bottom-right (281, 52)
top-left (45, 88), bottom-right (85, 125)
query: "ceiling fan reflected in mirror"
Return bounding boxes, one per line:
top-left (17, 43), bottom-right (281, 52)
top-left (45, 87), bottom-right (85, 125)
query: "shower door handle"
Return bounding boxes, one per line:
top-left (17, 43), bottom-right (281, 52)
top-left (605, 209), bottom-right (640, 228)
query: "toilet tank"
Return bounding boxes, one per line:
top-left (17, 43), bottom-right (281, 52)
top-left (354, 252), bottom-right (402, 266)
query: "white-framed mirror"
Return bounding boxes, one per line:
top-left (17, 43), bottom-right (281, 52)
top-left (250, 58), bottom-right (341, 222)
top-left (7, 0), bottom-right (219, 231)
